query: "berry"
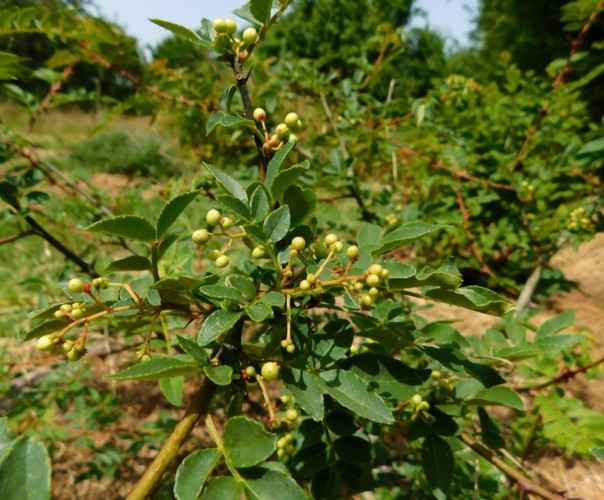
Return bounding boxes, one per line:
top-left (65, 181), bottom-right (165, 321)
top-left (332, 241), bottom-right (344, 253)
top-left (239, 51), bottom-right (249, 62)
top-left (286, 344), bottom-right (296, 354)
top-left (66, 344), bottom-right (86, 362)
top-left (290, 249), bottom-right (299, 258)
top-left (346, 245), bottom-right (359, 259)
top-left (206, 209), bottom-right (222, 226)
top-left (213, 18), bottom-right (227, 33)
top-left (284, 112), bottom-right (299, 129)
top-left (275, 123), bottom-right (289, 139)
top-left (418, 401), bottom-right (430, 411)
top-left (368, 287), bottom-right (379, 297)
top-left (60, 304), bottom-right (72, 314)
top-left (261, 361), bottom-right (280, 381)
top-left (349, 344), bottom-right (359, 354)
top-left (192, 229), bottom-right (211, 245)
top-left (314, 244), bottom-right (329, 258)
top-left (324, 233), bottom-right (338, 246)
top-left (366, 274), bottom-right (380, 287)
top-left (285, 408), bottom-right (299, 422)
top-left (291, 236), bottom-right (306, 251)
top-left (252, 246), bottom-right (265, 259)
top-left (62, 340), bottom-right (75, 353)
top-left (306, 274), bottom-right (316, 285)
top-left (220, 217), bottom-right (234, 230)
top-left (54, 310), bottom-right (66, 319)
top-left (70, 308), bottom-right (85, 320)
top-left (368, 264), bottom-right (383, 276)
top-left (354, 281), bottom-right (364, 291)
top-left (140, 354), bottom-right (152, 363)
top-left (92, 276), bottom-right (109, 289)
top-left (208, 250), bottom-right (221, 261)
top-left (277, 437), bottom-right (288, 448)
top-left (253, 108), bottom-right (266, 121)
top-left (288, 134), bottom-right (298, 143)
top-left (216, 255), bottom-right (230, 268)
top-left (224, 19), bottom-right (237, 35)
top-left (245, 366), bottom-right (256, 377)
top-left (380, 268), bottom-right (390, 279)
top-left (360, 294), bottom-right (375, 307)
top-left (299, 280), bottom-right (311, 291)
top-left (37, 334), bottom-right (57, 352)
top-left (410, 394), bottom-right (422, 406)
top-left (430, 370), bottom-right (442, 380)
top-left (242, 27), bottom-right (257, 44)
top-left (68, 278), bottom-right (85, 294)
top-left (271, 421), bottom-right (282, 429)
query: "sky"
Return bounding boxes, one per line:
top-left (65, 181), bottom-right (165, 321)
top-left (93, 0), bottom-right (478, 50)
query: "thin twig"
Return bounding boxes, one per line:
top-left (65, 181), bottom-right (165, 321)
top-left (26, 66), bottom-right (73, 133)
top-left (517, 355), bottom-right (604, 393)
top-left (0, 230), bottom-right (34, 245)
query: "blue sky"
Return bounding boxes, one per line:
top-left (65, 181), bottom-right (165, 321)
top-left (94, 0), bottom-right (478, 50)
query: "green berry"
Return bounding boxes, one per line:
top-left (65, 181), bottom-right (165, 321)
top-left (140, 354), bottom-right (151, 363)
top-left (324, 233), bottom-right (338, 246)
top-left (213, 18), bottom-right (227, 33)
top-left (332, 241), bottom-right (344, 253)
top-left (60, 304), bottom-right (72, 313)
top-left (380, 268), bottom-right (390, 279)
top-left (70, 308), bottom-right (85, 320)
top-left (285, 408), bottom-right (299, 422)
top-left (277, 437), bottom-right (288, 448)
top-left (66, 344), bottom-right (86, 362)
top-left (224, 19), bottom-right (237, 35)
top-left (418, 401), bottom-right (430, 411)
top-left (37, 334), bottom-right (57, 352)
top-left (192, 229), bottom-right (211, 245)
top-left (245, 366), bottom-right (256, 377)
top-left (315, 244), bottom-right (329, 258)
top-left (242, 27), bottom-right (257, 44)
top-left (360, 294), bottom-right (375, 307)
top-left (288, 134), bottom-right (298, 144)
top-left (349, 344), bottom-right (359, 354)
top-left (286, 344), bottom-right (296, 354)
top-left (290, 249), bottom-right (299, 258)
top-left (284, 112), bottom-right (299, 128)
top-left (216, 255), bottom-right (230, 268)
top-left (220, 217), bottom-right (234, 230)
top-left (67, 278), bottom-right (85, 294)
top-left (252, 246), bottom-right (265, 259)
top-left (346, 245), bottom-right (359, 259)
top-left (368, 264), bottom-right (383, 275)
top-left (299, 280), bottom-right (311, 291)
top-left (54, 310), bottom-right (66, 319)
top-left (261, 361), bottom-right (280, 381)
top-left (306, 274), bottom-right (316, 285)
top-left (291, 236), bottom-right (306, 251)
top-left (271, 420), bottom-right (282, 429)
top-left (62, 340), bottom-right (75, 353)
top-left (354, 281), bottom-right (364, 291)
top-left (366, 274), bottom-right (380, 287)
top-left (275, 123), bottom-right (289, 138)
top-left (368, 287), bottom-right (379, 297)
top-left (92, 276), bottom-right (109, 289)
top-left (430, 370), bottom-right (442, 380)
top-left (410, 394), bottom-right (422, 406)
top-left (206, 209), bottom-right (222, 226)
top-left (208, 250), bottom-right (221, 261)
top-left (253, 108), bottom-right (266, 121)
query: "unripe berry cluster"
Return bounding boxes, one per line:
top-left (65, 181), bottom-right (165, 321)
top-left (191, 209), bottom-right (242, 269)
top-left (255, 109), bottom-right (304, 151)
top-left (567, 207), bottom-right (594, 232)
top-left (276, 433), bottom-right (295, 461)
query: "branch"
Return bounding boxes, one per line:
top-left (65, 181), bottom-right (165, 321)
top-left (516, 355), bottom-right (604, 393)
top-left (0, 230), bottom-right (34, 245)
top-left (459, 433), bottom-right (566, 500)
top-left (26, 66), bottom-right (73, 133)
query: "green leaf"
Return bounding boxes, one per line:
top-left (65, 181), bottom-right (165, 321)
top-left (270, 161), bottom-right (309, 201)
top-left (591, 447), bottom-right (604, 460)
top-left (259, 292), bottom-right (285, 307)
top-left (0, 419), bottom-right (15, 470)
top-left (200, 285), bottom-right (246, 304)
top-left (156, 190), bottom-right (199, 238)
top-left (332, 436), bottom-right (371, 464)
top-left (174, 448), bottom-right (221, 500)
top-left (159, 376), bottom-right (184, 406)
top-left (206, 111), bottom-right (257, 136)
top-left (176, 335), bottom-right (210, 366)
top-left (478, 408), bottom-right (505, 449)
top-left (0, 436), bottom-right (51, 500)
top-left (422, 286), bottom-right (513, 316)
top-left (281, 368), bottom-right (325, 421)
top-left (340, 354), bottom-right (426, 402)
top-left (149, 18), bottom-right (202, 43)
top-left (283, 185), bottom-right (316, 228)
top-left (470, 386), bottom-right (524, 411)
top-left (375, 221), bottom-right (444, 255)
top-left (204, 163), bottom-right (248, 203)
top-left (250, 184), bottom-right (270, 221)
top-left (198, 310), bottom-right (243, 346)
top-left (223, 416), bottom-right (277, 468)
top-left (106, 357), bottom-right (200, 380)
top-left (241, 467), bottom-right (308, 500)
top-left (422, 435), bottom-right (453, 500)
top-left (577, 137), bottom-right (604, 157)
top-left (216, 194), bottom-right (252, 221)
top-left (535, 310), bottom-right (575, 340)
top-left (250, 0), bottom-right (273, 24)
top-left (201, 476), bottom-right (244, 499)
top-left (226, 275), bottom-right (257, 299)
top-left (265, 141), bottom-right (294, 188)
top-left (18, 319), bottom-right (66, 342)
top-left (87, 215), bottom-right (156, 242)
top-left (357, 223), bottom-right (382, 253)
top-left (105, 255), bottom-right (151, 272)
top-left (246, 303), bottom-right (274, 322)
top-left (203, 365), bottom-right (233, 386)
top-left (309, 319), bottom-right (354, 368)
top-left (319, 370), bottom-right (394, 424)
top-left (263, 205), bottom-right (290, 243)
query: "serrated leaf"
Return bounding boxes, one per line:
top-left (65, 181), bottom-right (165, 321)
top-left (250, 184), bottom-right (270, 221)
top-left (159, 376), bottom-right (184, 406)
top-left (241, 467), bottom-right (308, 500)
top-left (422, 435), bottom-right (453, 500)
top-left (107, 357), bottom-right (200, 380)
top-left (176, 335), bottom-right (210, 366)
top-left (149, 18), bottom-right (202, 43)
top-left (357, 223), bottom-right (382, 253)
top-left (201, 476), bottom-right (244, 499)
top-left (0, 419), bottom-right (14, 470)
top-left (198, 310), bottom-right (243, 346)
top-left (470, 386), bottom-right (524, 410)
top-left (535, 310), bottom-right (575, 340)
top-left (0, 436), bottom-right (51, 500)
top-left (270, 161), bottom-right (309, 201)
top-left (309, 319), bottom-right (354, 368)
top-left (204, 163), bottom-right (248, 203)
top-left (319, 370), bottom-right (394, 424)
top-left (216, 194), bottom-right (251, 221)
top-left (281, 368), bottom-right (325, 421)
top-left (87, 215), bottom-right (156, 242)
top-left (265, 141), bottom-right (294, 188)
top-left (105, 255), bottom-right (151, 272)
top-left (203, 365), bottom-right (233, 386)
top-left (226, 275), bottom-right (257, 299)
top-left (332, 436), bottom-right (371, 464)
top-left (259, 291), bottom-right (285, 307)
top-left (375, 221), bottom-right (444, 255)
top-left (422, 286), bottom-right (513, 316)
top-left (263, 205), bottom-right (290, 243)
top-left (591, 447), bottom-right (604, 460)
top-left (250, 0), bottom-right (272, 24)
top-left (200, 285), bottom-right (246, 304)
top-left (246, 303), bottom-right (274, 322)
top-left (156, 190), bottom-right (199, 238)
top-left (174, 448), bottom-right (221, 500)
top-left (223, 416), bottom-right (277, 468)
top-left (206, 111), bottom-right (256, 136)
top-left (283, 185), bottom-right (315, 228)
top-left (18, 319), bottom-right (66, 342)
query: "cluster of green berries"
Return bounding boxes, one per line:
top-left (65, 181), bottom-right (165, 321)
top-left (351, 263), bottom-right (390, 309)
top-left (409, 394), bottom-right (430, 413)
top-left (568, 207), bottom-right (594, 232)
top-left (192, 209), bottom-right (237, 269)
top-left (254, 109), bottom-right (303, 151)
top-left (36, 333), bottom-right (86, 361)
top-left (212, 18), bottom-right (258, 61)
top-left (276, 433), bottom-right (296, 461)
top-left (53, 302), bottom-right (86, 320)
top-left (385, 213), bottom-right (398, 226)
